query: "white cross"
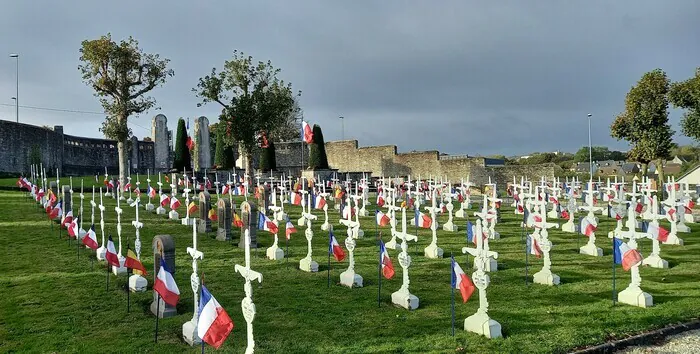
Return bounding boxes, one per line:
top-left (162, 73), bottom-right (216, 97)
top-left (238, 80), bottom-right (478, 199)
top-left (235, 230), bottom-right (262, 354)
top-left (462, 219), bottom-right (497, 315)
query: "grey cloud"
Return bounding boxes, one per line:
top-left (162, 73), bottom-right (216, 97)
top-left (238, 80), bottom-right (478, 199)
top-left (0, 0), bottom-right (698, 157)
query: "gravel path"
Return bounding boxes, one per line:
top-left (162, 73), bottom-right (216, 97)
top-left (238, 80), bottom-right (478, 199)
top-left (620, 329), bottom-right (700, 353)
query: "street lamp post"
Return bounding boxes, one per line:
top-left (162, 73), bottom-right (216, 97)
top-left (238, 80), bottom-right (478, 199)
top-left (587, 113), bottom-right (593, 182)
top-left (339, 116), bottom-right (344, 140)
top-left (10, 54), bottom-right (18, 123)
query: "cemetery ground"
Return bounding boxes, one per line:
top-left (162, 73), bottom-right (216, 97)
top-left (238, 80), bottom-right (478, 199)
top-left (0, 188), bottom-right (699, 353)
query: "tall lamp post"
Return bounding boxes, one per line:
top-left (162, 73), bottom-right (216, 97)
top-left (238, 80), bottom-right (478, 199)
top-left (10, 54), bottom-right (18, 123)
top-left (587, 113), bottom-right (593, 182)
top-left (339, 116), bottom-right (345, 140)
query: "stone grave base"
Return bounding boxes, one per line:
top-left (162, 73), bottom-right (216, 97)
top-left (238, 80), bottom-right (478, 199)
top-left (156, 206), bottom-right (166, 215)
top-left (642, 254), bottom-right (668, 269)
top-left (533, 269), bottom-right (560, 286)
top-left (489, 230), bottom-right (500, 240)
top-left (340, 270), bottom-right (363, 288)
top-left (662, 235), bottom-right (684, 246)
top-left (677, 223), bottom-right (691, 233)
top-left (442, 222), bottom-right (458, 232)
top-left (145, 203), bottom-right (155, 211)
top-left (169, 211), bottom-right (179, 220)
top-left (150, 296), bottom-right (177, 318)
top-left (561, 221), bottom-right (576, 233)
top-left (359, 208), bottom-right (367, 217)
top-left (299, 257), bottom-right (319, 272)
top-left (196, 220), bottom-right (211, 233)
top-left (464, 312), bottom-right (502, 339)
top-left (126, 197), bottom-right (134, 204)
top-left (352, 228), bottom-right (364, 239)
top-left (547, 210), bottom-right (559, 220)
top-left (112, 262), bottom-right (127, 276)
top-left (104, 192), bottom-right (112, 198)
top-left (391, 290), bottom-right (419, 310)
top-left (474, 257), bottom-right (498, 272)
top-left (274, 212), bottom-right (287, 222)
top-left (182, 319), bottom-right (202, 346)
top-left (424, 243), bottom-right (444, 259)
top-left (579, 243), bottom-right (603, 257)
top-left (683, 214), bottom-right (695, 224)
top-left (78, 229), bottom-right (87, 239)
top-left (119, 196), bottom-right (126, 201)
top-left (618, 286), bottom-right (653, 308)
top-left (96, 246), bottom-right (107, 261)
top-left (181, 217), bottom-right (194, 226)
top-left (455, 209), bottom-right (467, 218)
top-left (410, 218), bottom-right (416, 226)
top-left (334, 204), bottom-right (340, 210)
top-left (266, 245), bottom-right (284, 260)
top-left (297, 217), bottom-right (306, 227)
top-left (129, 274), bottom-right (148, 292)
top-left (321, 222), bottom-right (331, 231)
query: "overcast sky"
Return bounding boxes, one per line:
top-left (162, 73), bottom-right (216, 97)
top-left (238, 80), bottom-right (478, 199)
top-left (1, 1), bottom-right (699, 157)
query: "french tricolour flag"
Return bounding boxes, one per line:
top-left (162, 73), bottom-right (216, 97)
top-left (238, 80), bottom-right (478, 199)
top-left (451, 258), bottom-right (475, 303)
top-left (376, 210), bottom-right (390, 226)
top-left (147, 186), bottom-right (157, 198)
top-left (49, 201), bottom-right (62, 220)
top-left (82, 224), bottom-right (99, 250)
top-left (377, 194), bottom-right (385, 207)
top-left (197, 284), bottom-right (234, 349)
top-left (647, 222), bottom-right (670, 243)
top-left (221, 185), bottom-right (230, 196)
top-left (301, 121), bottom-right (314, 144)
top-left (160, 194), bottom-right (170, 207)
top-left (285, 219), bottom-right (296, 240)
top-left (153, 259), bottom-right (180, 306)
top-left (67, 216), bottom-right (79, 239)
top-left (170, 197), bottom-right (181, 210)
top-left (527, 235), bottom-right (542, 258)
top-left (62, 210), bottom-right (74, 228)
top-left (613, 237), bottom-right (643, 271)
top-left (290, 191), bottom-right (302, 206)
top-left (329, 230), bottom-right (346, 262)
top-left (258, 212), bottom-right (279, 234)
top-left (313, 194), bottom-right (327, 210)
top-left (105, 235), bottom-right (120, 267)
top-left (580, 217), bottom-right (597, 237)
top-left (379, 240), bottom-right (394, 279)
top-left (415, 210), bottom-right (432, 229)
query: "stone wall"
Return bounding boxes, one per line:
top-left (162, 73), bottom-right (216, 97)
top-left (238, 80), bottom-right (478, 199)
top-left (321, 139), bottom-right (559, 187)
top-left (275, 141), bottom-right (309, 175)
top-left (0, 120), bottom-right (157, 176)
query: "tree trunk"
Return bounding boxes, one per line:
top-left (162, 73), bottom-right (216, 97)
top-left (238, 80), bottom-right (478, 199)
top-left (245, 151), bottom-right (253, 187)
top-left (117, 140), bottom-right (127, 190)
top-left (656, 159), bottom-right (665, 199)
top-left (641, 163), bottom-right (648, 179)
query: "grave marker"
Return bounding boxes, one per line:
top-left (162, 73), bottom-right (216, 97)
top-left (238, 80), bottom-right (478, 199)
top-left (150, 235), bottom-right (177, 318)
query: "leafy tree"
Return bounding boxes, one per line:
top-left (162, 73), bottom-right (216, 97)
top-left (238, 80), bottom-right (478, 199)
top-left (214, 126), bottom-right (235, 169)
top-left (308, 124), bottom-right (329, 169)
top-left (670, 68), bottom-right (700, 144)
top-left (259, 140), bottom-right (276, 172)
top-left (78, 34), bottom-right (173, 187)
top-left (269, 97), bottom-right (304, 142)
top-left (28, 144), bottom-right (41, 166)
top-left (173, 118), bottom-right (191, 171)
top-left (194, 50), bottom-right (299, 181)
top-left (611, 69), bottom-right (674, 186)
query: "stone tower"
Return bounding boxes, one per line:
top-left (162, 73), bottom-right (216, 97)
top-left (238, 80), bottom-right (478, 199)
top-left (151, 114), bottom-right (171, 171)
top-left (193, 116), bottom-right (211, 171)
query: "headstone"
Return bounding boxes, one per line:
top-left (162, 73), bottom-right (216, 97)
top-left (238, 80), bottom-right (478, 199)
top-left (49, 181), bottom-right (58, 200)
top-left (425, 187), bottom-right (444, 258)
top-left (62, 185), bottom-right (72, 216)
top-left (612, 206), bottom-right (653, 308)
top-left (462, 219), bottom-right (502, 338)
top-left (641, 196), bottom-right (669, 269)
top-left (183, 222), bottom-right (204, 346)
top-left (391, 207), bottom-right (419, 310)
top-left (150, 235), bottom-right (177, 318)
top-left (531, 200), bottom-right (560, 285)
top-left (193, 116), bottom-right (211, 170)
top-left (299, 198), bottom-right (319, 272)
top-left (197, 191), bottom-right (212, 234)
top-left (262, 185), bottom-right (271, 215)
top-left (216, 198), bottom-right (232, 241)
top-left (151, 114), bottom-right (171, 171)
top-left (239, 201), bottom-right (258, 249)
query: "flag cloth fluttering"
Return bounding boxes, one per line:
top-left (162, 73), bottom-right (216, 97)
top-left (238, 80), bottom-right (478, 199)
top-left (451, 258), bottom-right (475, 303)
top-left (125, 248), bottom-right (148, 275)
top-left (379, 241), bottom-right (394, 279)
top-left (153, 259), bottom-right (180, 306)
top-left (198, 284), bottom-right (234, 349)
top-left (613, 237), bottom-right (643, 271)
top-left (329, 230), bottom-right (346, 261)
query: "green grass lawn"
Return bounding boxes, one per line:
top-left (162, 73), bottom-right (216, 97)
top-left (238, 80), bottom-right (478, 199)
top-left (0, 175), bottom-right (179, 189)
top-left (0, 189), bottom-right (698, 353)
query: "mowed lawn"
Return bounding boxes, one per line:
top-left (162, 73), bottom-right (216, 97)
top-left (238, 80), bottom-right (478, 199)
top-left (0, 189), bottom-right (699, 354)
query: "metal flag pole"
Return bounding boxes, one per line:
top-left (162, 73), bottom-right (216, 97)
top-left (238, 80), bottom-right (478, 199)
top-left (612, 232), bottom-right (616, 306)
top-left (154, 294), bottom-right (161, 343)
top-left (377, 232), bottom-right (382, 308)
top-left (327, 231), bottom-right (332, 288)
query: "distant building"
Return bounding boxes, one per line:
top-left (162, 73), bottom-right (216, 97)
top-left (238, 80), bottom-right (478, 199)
top-left (678, 164), bottom-right (700, 185)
